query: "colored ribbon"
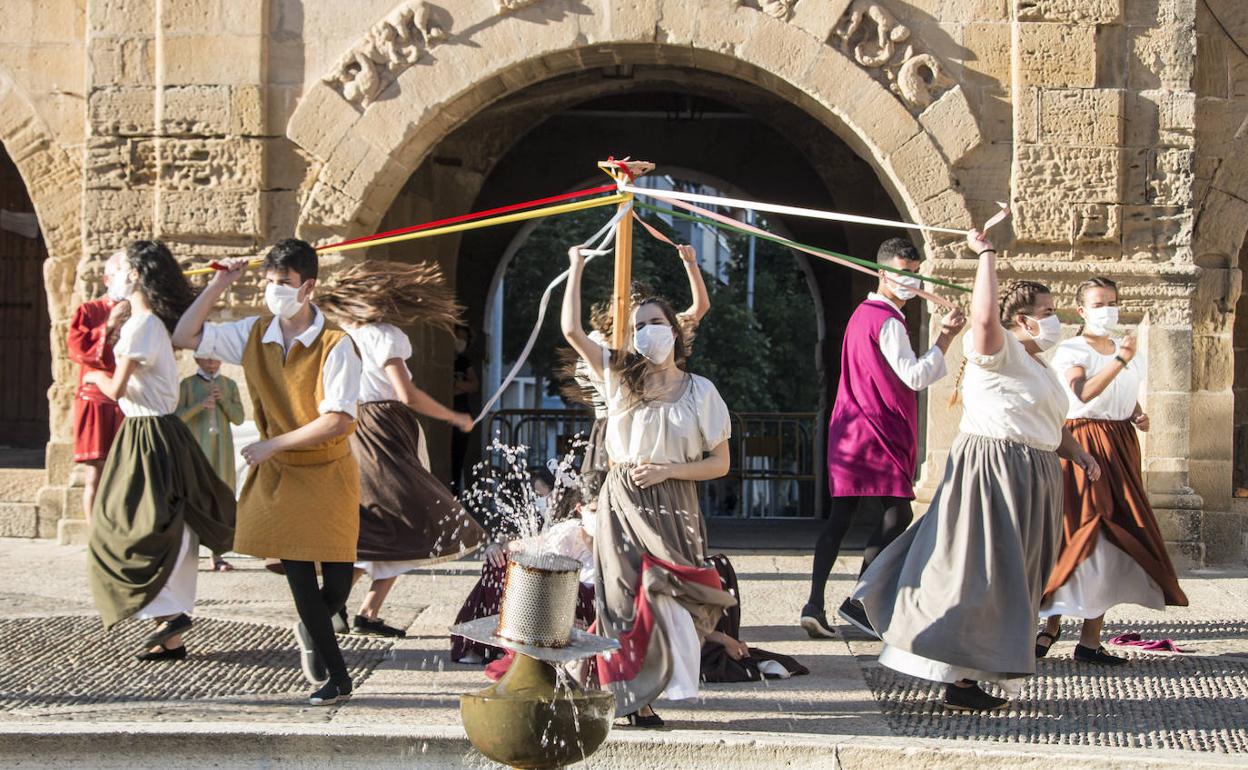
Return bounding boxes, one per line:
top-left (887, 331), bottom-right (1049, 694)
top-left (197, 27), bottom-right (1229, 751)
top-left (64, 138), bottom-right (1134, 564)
top-left (471, 202), bottom-right (631, 426)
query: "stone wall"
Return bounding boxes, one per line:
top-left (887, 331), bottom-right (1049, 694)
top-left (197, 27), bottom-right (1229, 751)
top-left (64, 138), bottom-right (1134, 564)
top-left (0, 0), bottom-right (1243, 560)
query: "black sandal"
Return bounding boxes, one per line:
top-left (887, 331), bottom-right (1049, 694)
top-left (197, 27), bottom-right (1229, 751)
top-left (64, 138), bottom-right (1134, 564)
top-left (1074, 644), bottom-right (1129, 667)
top-left (1035, 629), bottom-right (1060, 658)
top-left (135, 644), bottom-right (188, 662)
top-left (142, 613), bottom-right (193, 649)
top-left (623, 710), bottom-right (664, 728)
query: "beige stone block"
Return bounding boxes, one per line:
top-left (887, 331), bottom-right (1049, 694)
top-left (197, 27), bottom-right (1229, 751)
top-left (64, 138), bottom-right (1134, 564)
top-left (231, 84), bottom-right (265, 136)
top-left (1195, 31), bottom-right (1229, 99)
top-left (1018, 0), bottom-right (1123, 23)
top-left (1193, 332), bottom-right (1234, 393)
top-left (1190, 458), bottom-right (1233, 512)
top-left (160, 0), bottom-right (219, 34)
top-left (1150, 147), bottom-right (1194, 206)
top-left (161, 34), bottom-right (263, 86)
top-left (961, 22), bottom-right (1011, 93)
top-left (888, 133), bottom-right (955, 204)
top-left (690, 1), bottom-right (761, 55)
top-left (1039, 88), bottom-right (1125, 146)
top-left (1016, 145), bottom-right (1123, 202)
top-left (1016, 22), bottom-right (1097, 88)
top-left (0, 502), bottom-right (39, 538)
top-left (1129, 23), bottom-right (1195, 91)
top-left (1192, 189), bottom-right (1248, 260)
top-left (286, 83), bottom-right (363, 161)
top-left (1072, 203), bottom-right (1122, 243)
top-left (162, 85), bottom-right (232, 136)
top-left (800, 49), bottom-right (921, 157)
top-left (89, 35), bottom-right (155, 88)
top-left (787, 0), bottom-right (852, 42)
top-left (1190, 388), bottom-right (1235, 460)
top-left (738, 18), bottom-right (826, 86)
top-left (588, 0), bottom-right (660, 44)
top-left (25, 44), bottom-right (87, 95)
top-left (919, 85), bottom-right (983, 165)
top-left (0, 1), bottom-right (35, 45)
top-left (221, 1), bottom-right (266, 35)
top-left (158, 137), bottom-right (264, 191)
top-left (1154, 508), bottom-right (1202, 542)
top-left (84, 136), bottom-right (140, 189)
top-left (34, 0), bottom-right (86, 42)
top-left (916, 189), bottom-right (975, 231)
top-left (89, 0), bottom-right (155, 35)
top-left (1202, 510), bottom-right (1246, 563)
top-left (1143, 325), bottom-right (1193, 391)
top-left (159, 189), bottom-right (262, 239)
top-left (87, 86), bottom-right (155, 135)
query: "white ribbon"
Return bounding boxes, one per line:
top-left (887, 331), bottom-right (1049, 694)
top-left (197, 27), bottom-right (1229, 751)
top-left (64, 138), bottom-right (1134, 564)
top-left (621, 183), bottom-right (972, 236)
top-left (473, 202), bottom-right (631, 426)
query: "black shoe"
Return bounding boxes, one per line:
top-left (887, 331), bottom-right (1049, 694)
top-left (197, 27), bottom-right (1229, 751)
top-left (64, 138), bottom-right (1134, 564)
top-left (622, 709), bottom-right (664, 728)
top-left (1035, 628), bottom-right (1061, 658)
top-left (799, 603), bottom-right (837, 639)
top-left (837, 598), bottom-right (878, 638)
top-left (135, 644), bottom-right (188, 662)
top-left (332, 608), bottom-right (350, 635)
top-left (142, 614), bottom-right (192, 649)
top-left (352, 615), bottom-right (407, 638)
top-left (943, 682), bottom-right (1009, 712)
top-left (308, 678), bottom-right (353, 706)
top-left (293, 622), bottom-right (328, 685)
top-left (1074, 643), bottom-right (1129, 666)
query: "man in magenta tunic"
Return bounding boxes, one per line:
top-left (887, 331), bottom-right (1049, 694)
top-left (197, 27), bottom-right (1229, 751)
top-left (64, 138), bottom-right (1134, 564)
top-left (800, 238), bottom-right (965, 639)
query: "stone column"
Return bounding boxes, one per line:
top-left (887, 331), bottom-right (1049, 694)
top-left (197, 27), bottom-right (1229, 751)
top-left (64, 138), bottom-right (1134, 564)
top-left (51, 0), bottom-right (269, 543)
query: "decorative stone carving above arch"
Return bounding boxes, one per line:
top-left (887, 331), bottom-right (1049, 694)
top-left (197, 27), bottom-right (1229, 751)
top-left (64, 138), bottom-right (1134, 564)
top-left (832, 1), bottom-right (957, 114)
top-left (321, 0), bottom-right (446, 109)
top-left (288, 0), bottom-right (977, 250)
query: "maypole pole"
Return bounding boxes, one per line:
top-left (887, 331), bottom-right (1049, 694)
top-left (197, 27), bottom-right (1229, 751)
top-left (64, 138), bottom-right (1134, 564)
top-left (598, 159), bottom-right (654, 349)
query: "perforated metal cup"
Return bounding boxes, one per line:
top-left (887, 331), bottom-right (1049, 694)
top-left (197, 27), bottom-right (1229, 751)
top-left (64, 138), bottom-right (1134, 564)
top-left (494, 551), bottom-right (580, 648)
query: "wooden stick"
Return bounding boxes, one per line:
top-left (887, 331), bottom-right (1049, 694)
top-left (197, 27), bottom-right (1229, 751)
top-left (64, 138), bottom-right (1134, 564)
top-left (599, 159), bottom-right (653, 349)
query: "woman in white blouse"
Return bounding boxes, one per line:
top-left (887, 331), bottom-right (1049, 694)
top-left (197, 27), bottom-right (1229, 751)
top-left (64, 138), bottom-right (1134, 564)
top-left (852, 229), bottom-right (1101, 712)
top-left (561, 245), bottom-right (736, 728)
top-left (1036, 277), bottom-right (1187, 665)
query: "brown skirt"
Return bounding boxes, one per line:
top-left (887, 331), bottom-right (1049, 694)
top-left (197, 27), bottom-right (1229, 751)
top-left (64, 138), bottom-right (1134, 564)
top-left (352, 400), bottom-right (486, 562)
top-left (1043, 418), bottom-right (1187, 606)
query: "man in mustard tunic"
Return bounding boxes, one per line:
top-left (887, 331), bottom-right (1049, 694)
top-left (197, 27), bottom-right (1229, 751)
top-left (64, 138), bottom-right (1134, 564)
top-left (174, 239), bottom-right (362, 706)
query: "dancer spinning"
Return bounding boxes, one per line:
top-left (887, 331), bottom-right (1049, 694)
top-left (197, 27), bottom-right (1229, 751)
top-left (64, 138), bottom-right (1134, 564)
top-left (68, 250), bottom-right (131, 525)
top-left (173, 239), bottom-right (362, 705)
top-left (1036, 277), bottom-right (1187, 664)
top-left (318, 260), bottom-right (487, 637)
top-left (569, 243), bottom-right (709, 477)
top-left (852, 229), bottom-right (1101, 711)
top-left (800, 237), bottom-right (965, 639)
top-left (86, 241), bottom-right (235, 660)
top-left (561, 245), bottom-right (736, 728)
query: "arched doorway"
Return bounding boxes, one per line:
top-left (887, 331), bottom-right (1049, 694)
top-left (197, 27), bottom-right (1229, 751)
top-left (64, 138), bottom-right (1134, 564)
top-left (0, 144), bottom-right (51, 450)
top-left (362, 75), bottom-right (930, 529)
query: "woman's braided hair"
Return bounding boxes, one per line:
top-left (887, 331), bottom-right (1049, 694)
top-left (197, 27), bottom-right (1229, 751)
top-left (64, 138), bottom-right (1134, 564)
top-left (948, 279), bottom-right (1051, 406)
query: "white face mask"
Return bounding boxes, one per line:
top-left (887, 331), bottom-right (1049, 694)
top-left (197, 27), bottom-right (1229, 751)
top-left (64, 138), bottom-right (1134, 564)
top-left (1083, 306), bottom-right (1118, 337)
top-left (890, 275), bottom-right (922, 301)
top-left (264, 282), bottom-right (305, 320)
top-left (106, 268), bottom-right (133, 301)
top-left (454, 338), bottom-right (467, 354)
top-left (1024, 314), bottom-right (1062, 351)
top-left (634, 323), bottom-right (676, 364)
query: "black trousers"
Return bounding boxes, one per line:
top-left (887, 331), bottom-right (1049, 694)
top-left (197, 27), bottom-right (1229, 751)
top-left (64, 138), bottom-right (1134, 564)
top-left (807, 496), bottom-right (913, 608)
top-left (282, 560), bottom-right (354, 683)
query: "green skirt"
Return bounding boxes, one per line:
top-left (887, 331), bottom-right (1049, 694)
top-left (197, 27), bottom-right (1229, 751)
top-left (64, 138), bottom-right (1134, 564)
top-left (88, 414), bottom-right (236, 630)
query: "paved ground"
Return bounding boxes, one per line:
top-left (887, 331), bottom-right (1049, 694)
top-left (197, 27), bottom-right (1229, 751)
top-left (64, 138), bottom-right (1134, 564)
top-left (2, 538), bottom-right (1247, 762)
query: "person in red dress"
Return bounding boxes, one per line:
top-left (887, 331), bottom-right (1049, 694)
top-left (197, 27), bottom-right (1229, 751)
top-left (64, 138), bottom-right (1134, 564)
top-left (67, 250), bottom-right (130, 524)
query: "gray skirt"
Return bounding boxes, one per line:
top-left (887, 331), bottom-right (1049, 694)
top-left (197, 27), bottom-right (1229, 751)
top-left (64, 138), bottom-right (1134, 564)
top-left (853, 433), bottom-right (1063, 682)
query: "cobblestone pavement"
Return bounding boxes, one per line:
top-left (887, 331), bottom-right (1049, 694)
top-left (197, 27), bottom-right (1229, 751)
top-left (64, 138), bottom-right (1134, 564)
top-left (2, 539), bottom-right (1247, 759)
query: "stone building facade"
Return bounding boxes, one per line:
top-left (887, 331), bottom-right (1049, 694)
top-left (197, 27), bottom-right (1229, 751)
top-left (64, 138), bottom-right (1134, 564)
top-left (1, 0), bottom-right (1247, 562)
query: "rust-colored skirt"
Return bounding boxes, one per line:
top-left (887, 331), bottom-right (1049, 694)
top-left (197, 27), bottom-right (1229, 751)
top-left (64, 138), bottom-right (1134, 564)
top-left (352, 400), bottom-right (486, 563)
top-left (1042, 418), bottom-right (1187, 608)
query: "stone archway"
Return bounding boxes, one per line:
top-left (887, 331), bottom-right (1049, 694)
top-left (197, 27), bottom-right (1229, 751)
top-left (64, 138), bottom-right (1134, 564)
top-left (287, 0), bottom-right (980, 253)
top-left (0, 70), bottom-right (83, 463)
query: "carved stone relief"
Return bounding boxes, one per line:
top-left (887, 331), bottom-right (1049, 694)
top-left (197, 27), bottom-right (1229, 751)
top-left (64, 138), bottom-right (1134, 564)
top-left (497, 0), bottom-right (543, 10)
top-left (738, 0), bottom-right (799, 21)
top-left (832, 1), bottom-right (954, 112)
top-left (322, 1), bottom-right (445, 108)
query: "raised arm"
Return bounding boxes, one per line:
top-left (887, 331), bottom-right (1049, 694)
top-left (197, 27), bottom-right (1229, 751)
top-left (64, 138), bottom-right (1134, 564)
top-left (560, 246), bottom-right (607, 381)
top-left (1068, 335), bottom-right (1137, 404)
top-left (384, 360), bottom-right (473, 432)
top-left (967, 229), bottom-right (1002, 357)
top-left (677, 244), bottom-right (710, 323)
top-left (172, 257), bottom-right (249, 350)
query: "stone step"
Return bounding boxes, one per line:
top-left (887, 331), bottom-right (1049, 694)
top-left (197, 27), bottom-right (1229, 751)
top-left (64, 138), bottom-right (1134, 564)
top-left (0, 723), bottom-right (1234, 770)
top-left (0, 502), bottom-right (39, 538)
top-left (0, 467), bottom-right (45, 504)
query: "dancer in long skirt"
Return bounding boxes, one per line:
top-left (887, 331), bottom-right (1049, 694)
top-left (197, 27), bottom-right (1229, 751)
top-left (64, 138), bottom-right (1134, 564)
top-left (561, 245), bottom-right (736, 727)
top-left (318, 260), bottom-right (487, 637)
top-left (566, 243), bottom-right (709, 476)
top-left (86, 241), bottom-right (235, 660)
top-left (852, 229), bottom-right (1102, 711)
top-left (1036, 277), bottom-right (1188, 664)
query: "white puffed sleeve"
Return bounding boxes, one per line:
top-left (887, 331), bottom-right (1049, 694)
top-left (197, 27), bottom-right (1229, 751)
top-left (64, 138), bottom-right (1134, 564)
top-left (696, 376), bottom-right (732, 453)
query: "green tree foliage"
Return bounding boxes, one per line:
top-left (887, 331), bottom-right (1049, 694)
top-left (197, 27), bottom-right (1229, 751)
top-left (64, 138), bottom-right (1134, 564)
top-left (501, 207), bottom-right (819, 412)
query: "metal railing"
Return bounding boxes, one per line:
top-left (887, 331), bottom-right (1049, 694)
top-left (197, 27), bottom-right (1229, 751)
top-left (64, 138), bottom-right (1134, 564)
top-left (483, 409), bottom-right (821, 519)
